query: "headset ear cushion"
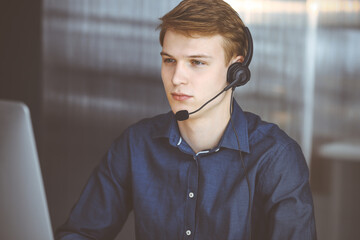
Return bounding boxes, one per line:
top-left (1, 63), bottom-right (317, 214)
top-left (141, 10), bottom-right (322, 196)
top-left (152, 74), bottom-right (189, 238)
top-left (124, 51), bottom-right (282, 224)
top-left (227, 62), bottom-right (251, 88)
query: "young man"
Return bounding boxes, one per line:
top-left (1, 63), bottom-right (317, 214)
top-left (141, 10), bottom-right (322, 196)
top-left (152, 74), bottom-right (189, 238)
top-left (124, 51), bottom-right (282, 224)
top-left (56, 0), bottom-right (317, 239)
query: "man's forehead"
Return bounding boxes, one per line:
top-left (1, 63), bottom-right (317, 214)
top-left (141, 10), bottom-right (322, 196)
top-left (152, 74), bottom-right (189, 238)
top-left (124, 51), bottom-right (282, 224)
top-left (163, 29), bottom-right (224, 43)
top-left (162, 30), bottom-right (225, 58)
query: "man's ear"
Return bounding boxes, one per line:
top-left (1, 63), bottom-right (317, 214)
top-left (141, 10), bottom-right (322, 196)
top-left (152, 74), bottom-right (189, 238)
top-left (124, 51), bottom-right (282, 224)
top-left (231, 55), bottom-right (244, 64)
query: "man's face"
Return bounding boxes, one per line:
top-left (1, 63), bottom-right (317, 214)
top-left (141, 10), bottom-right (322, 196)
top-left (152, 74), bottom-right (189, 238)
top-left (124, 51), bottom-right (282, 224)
top-left (161, 30), bottom-right (232, 119)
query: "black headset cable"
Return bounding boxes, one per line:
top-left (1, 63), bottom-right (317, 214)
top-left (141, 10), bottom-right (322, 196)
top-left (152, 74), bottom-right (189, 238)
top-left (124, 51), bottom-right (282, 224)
top-left (229, 89), bottom-right (252, 240)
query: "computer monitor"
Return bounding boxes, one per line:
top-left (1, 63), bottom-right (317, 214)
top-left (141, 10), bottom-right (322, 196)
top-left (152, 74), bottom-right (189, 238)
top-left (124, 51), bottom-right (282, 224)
top-left (0, 100), bottom-right (54, 240)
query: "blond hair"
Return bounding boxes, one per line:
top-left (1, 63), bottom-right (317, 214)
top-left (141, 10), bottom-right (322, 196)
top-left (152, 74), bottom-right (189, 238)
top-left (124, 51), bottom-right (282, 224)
top-left (158, 0), bottom-right (248, 64)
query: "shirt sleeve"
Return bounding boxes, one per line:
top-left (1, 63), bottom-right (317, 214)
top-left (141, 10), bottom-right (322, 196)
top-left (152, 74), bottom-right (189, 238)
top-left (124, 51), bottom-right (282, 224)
top-left (55, 132), bottom-right (133, 240)
top-left (254, 142), bottom-right (317, 240)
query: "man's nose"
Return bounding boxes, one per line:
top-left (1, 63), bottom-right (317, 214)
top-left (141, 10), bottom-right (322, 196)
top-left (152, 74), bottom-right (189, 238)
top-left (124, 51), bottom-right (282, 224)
top-left (171, 62), bottom-right (188, 85)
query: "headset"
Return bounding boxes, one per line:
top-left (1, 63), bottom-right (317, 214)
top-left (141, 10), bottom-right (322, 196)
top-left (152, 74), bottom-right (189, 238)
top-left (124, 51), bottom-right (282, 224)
top-left (225, 27), bottom-right (253, 90)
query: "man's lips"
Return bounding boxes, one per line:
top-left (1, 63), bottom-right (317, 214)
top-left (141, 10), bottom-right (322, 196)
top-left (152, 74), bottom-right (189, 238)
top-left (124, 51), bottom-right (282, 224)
top-left (171, 93), bottom-right (192, 101)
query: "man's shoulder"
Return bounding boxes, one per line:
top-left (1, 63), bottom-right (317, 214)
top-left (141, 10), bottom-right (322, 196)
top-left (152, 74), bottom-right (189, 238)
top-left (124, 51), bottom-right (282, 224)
top-left (244, 111), bottom-right (298, 148)
top-left (244, 111), bottom-right (307, 178)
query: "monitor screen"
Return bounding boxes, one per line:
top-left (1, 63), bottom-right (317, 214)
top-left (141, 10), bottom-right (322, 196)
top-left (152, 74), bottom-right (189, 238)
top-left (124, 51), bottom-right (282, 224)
top-left (0, 100), bottom-right (54, 240)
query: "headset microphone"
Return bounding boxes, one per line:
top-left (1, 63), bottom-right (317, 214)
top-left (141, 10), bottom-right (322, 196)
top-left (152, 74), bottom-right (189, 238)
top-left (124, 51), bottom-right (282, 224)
top-left (175, 27), bottom-right (253, 121)
top-left (175, 88), bottom-right (226, 121)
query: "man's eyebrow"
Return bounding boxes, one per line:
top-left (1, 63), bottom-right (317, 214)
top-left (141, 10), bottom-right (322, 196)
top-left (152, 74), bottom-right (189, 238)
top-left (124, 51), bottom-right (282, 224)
top-left (187, 54), bottom-right (212, 59)
top-left (160, 52), bottom-right (212, 59)
top-left (160, 51), bottom-right (171, 57)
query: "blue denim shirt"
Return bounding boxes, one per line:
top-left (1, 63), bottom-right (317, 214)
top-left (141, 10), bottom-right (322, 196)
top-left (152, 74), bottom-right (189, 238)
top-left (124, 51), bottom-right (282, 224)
top-left (56, 101), bottom-right (316, 240)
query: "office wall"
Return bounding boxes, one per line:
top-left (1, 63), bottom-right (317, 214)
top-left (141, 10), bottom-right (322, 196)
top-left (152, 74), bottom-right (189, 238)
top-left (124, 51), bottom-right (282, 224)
top-left (0, 1), bottom-right (42, 137)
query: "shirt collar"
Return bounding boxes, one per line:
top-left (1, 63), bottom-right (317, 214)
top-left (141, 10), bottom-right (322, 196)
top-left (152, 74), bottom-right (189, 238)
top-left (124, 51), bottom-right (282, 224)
top-left (151, 111), bottom-right (181, 148)
top-left (152, 100), bottom-right (250, 153)
top-left (219, 100), bottom-right (250, 153)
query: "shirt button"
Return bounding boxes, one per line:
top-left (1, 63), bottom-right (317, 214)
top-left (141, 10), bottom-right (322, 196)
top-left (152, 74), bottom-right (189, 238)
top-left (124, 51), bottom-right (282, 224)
top-left (186, 230), bottom-right (192, 236)
top-left (189, 192), bottom-right (194, 198)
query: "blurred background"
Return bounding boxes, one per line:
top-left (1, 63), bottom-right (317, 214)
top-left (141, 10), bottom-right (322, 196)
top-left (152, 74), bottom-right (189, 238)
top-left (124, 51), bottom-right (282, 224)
top-left (1, 0), bottom-right (359, 239)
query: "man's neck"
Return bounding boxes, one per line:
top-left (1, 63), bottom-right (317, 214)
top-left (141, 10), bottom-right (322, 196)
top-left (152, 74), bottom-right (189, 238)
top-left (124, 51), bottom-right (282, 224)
top-left (177, 96), bottom-right (232, 154)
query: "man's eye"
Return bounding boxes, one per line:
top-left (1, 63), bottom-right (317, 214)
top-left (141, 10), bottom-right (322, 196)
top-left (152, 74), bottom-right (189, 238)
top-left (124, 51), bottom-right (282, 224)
top-left (191, 60), bottom-right (204, 66)
top-left (164, 58), bottom-right (175, 63)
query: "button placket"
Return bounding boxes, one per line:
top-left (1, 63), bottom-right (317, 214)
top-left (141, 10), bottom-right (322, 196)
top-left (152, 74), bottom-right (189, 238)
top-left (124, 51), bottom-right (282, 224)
top-left (183, 155), bottom-right (199, 239)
